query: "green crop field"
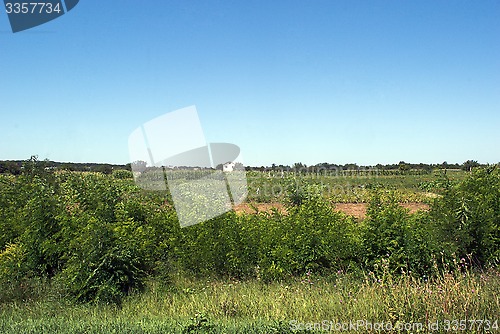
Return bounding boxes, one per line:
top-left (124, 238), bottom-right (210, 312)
top-left (0, 159), bottom-right (499, 333)
top-left (244, 168), bottom-right (465, 204)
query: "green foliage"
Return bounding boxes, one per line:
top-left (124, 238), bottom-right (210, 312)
top-left (258, 191), bottom-right (360, 280)
top-left (113, 169), bottom-right (134, 179)
top-left (57, 217), bottom-right (148, 304)
top-left (1, 269), bottom-right (499, 333)
top-left (0, 159), bottom-right (170, 304)
top-left (175, 188), bottom-right (361, 281)
top-left (92, 164), bottom-right (113, 174)
top-left (0, 160), bottom-right (499, 307)
top-left (182, 312), bottom-right (215, 333)
top-left (0, 161), bottom-right (21, 175)
top-left (362, 194), bottom-right (438, 276)
top-left (0, 175), bottom-right (20, 250)
top-left (462, 159), bottom-right (480, 171)
top-left (430, 166), bottom-right (500, 266)
top-left (0, 243), bottom-right (28, 283)
top-left (52, 173), bottom-right (167, 303)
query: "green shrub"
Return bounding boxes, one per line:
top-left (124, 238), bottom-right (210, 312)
top-left (0, 243), bottom-right (28, 283)
top-left (361, 193), bottom-right (438, 276)
top-left (256, 190), bottom-right (360, 280)
top-left (113, 169), bottom-right (133, 179)
top-left (430, 167), bottom-right (500, 267)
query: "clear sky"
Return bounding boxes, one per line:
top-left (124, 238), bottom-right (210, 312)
top-left (1, 0), bottom-right (499, 166)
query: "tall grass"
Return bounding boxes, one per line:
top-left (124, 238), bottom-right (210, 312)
top-left (1, 267), bottom-right (498, 333)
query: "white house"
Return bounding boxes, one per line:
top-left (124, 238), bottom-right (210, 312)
top-left (223, 162), bottom-right (236, 172)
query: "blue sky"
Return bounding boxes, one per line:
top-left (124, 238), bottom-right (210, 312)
top-left (1, 0), bottom-right (499, 166)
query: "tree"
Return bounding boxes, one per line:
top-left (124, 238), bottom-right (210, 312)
top-left (462, 160), bottom-right (480, 172)
top-left (0, 161), bottom-right (21, 175)
top-left (93, 164), bottom-right (113, 174)
top-left (398, 161), bottom-right (410, 172)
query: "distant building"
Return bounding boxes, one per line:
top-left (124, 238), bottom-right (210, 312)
top-left (223, 162), bottom-right (236, 172)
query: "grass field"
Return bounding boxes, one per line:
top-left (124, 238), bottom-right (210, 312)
top-left (1, 267), bottom-right (499, 333)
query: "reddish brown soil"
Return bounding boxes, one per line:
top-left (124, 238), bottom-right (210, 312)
top-left (333, 203), bottom-right (367, 219)
top-left (401, 202), bottom-right (431, 213)
top-left (233, 203), bottom-right (286, 215)
top-left (234, 202), bottom-right (429, 220)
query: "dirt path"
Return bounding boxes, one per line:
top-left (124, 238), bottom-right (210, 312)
top-left (234, 202), bottom-right (429, 220)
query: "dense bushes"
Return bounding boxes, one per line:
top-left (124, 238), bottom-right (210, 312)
top-left (0, 169), bottom-right (155, 304)
top-left (361, 167), bottom-right (500, 275)
top-left (429, 167), bottom-right (500, 266)
top-left (361, 194), bottom-right (439, 276)
top-left (175, 186), bottom-right (360, 281)
top-left (0, 162), bottom-right (499, 304)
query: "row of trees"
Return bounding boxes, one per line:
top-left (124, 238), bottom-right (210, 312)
top-left (1, 158), bottom-right (486, 176)
top-left (247, 160), bottom-right (486, 173)
top-left (0, 157), bottom-right (131, 175)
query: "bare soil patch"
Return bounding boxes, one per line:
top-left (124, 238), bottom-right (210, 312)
top-left (401, 202), bottom-right (431, 214)
top-left (234, 202), bottom-right (430, 220)
top-left (233, 203), bottom-right (286, 215)
top-left (333, 203), bottom-right (367, 219)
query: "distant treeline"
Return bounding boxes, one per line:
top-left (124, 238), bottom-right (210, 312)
top-left (0, 158), bottom-right (131, 175)
top-left (0, 157), bottom-right (489, 175)
top-left (246, 160), bottom-right (486, 173)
